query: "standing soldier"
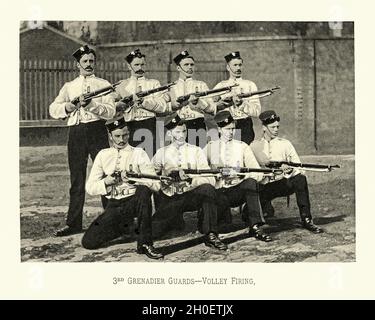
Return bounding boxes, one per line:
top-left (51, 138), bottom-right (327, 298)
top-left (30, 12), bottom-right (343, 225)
top-left (214, 51), bottom-right (261, 144)
top-left (49, 45), bottom-right (116, 237)
top-left (115, 49), bottom-right (171, 157)
top-left (168, 50), bottom-right (216, 147)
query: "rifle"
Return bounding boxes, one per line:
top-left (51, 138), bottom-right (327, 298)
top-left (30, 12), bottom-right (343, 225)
top-left (71, 81), bottom-right (121, 106)
top-left (167, 166), bottom-right (282, 181)
top-left (176, 84), bottom-right (239, 105)
top-left (220, 86), bottom-right (280, 105)
top-left (266, 161), bottom-right (340, 172)
top-left (116, 82), bottom-right (175, 113)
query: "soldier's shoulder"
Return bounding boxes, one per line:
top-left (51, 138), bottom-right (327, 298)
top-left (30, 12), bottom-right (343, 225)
top-left (250, 139), bottom-right (262, 146)
top-left (193, 79), bottom-right (208, 86)
top-left (216, 79), bottom-right (230, 85)
top-left (275, 137), bottom-right (289, 142)
top-left (147, 78), bottom-right (160, 84)
top-left (94, 76), bottom-right (111, 84)
top-left (97, 147), bottom-right (113, 157)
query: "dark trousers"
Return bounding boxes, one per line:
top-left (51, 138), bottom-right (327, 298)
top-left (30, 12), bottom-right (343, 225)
top-left (67, 121), bottom-right (109, 229)
top-left (82, 185), bottom-right (153, 249)
top-left (185, 117), bottom-right (207, 147)
top-left (128, 117), bottom-right (156, 157)
top-left (217, 178), bottom-right (265, 227)
top-left (259, 174), bottom-right (312, 220)
top-left (153, 184), bottom-right (218, 235)
top-left (234, 117), bottom-right (254, 144)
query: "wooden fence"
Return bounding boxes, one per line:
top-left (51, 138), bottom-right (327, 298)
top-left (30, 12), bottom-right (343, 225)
top-left (19, 60), bottom-right (227, 126)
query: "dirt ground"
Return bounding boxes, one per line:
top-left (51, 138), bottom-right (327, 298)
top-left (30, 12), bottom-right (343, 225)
top-left (20, 146), bottom-right (355, 262)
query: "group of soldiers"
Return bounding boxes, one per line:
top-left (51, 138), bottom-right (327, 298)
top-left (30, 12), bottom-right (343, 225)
top-left (49, 45), bottom-right (325, 260)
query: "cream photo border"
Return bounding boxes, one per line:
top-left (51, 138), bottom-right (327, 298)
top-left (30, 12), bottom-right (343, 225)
top-left (1, 0), bottom-right (374, 300)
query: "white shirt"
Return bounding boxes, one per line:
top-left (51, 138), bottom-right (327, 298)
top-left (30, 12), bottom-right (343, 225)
top-left (86, 145), bottom-right (160, 200)
top-left (214, 77), bottom-right (261, 120)
top-left (169, 78), bottom-right (216, 121)
top-left (152, 142), bottom-right (215, 196)
top-left (250, 136), bottom-right (303, 184)
top-left (204, 138), bottom-right (263, 189)
top-left (115, 76), bottom-right (170, 121)
top-left (49, 75), bottom-right (116, 126)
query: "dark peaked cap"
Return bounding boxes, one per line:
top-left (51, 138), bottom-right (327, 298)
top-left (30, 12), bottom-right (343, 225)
top-left (164, 113), bottom-right (186, 130)
top-left (224, 51), bottom-right (241, 63)
top-left (173, 50), bottom-right (194, 65)
top-left (125, 49), bottom-right (145, 63)
top-left (214, 110), bottom-right (235, 127)
top-left (259, 110), bottom-right (280, 125)
top-left (72, 45), bottom-right (96, 61)
top-left (105, 117), bottom-right (127, 132)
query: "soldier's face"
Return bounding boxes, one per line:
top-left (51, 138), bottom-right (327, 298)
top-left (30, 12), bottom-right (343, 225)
top-left (128, 57), bottom-right (146, 77)
top-left (264, 121), bottom-right (280, 139)
top-left (227, 58), bottom-right (243, 78)
top-left (170, 125), bottom-right (187, 145)
top-left (219, 122), bottom-right (236, 141)
top-left (109, 126), bottom-right (130, 149)
top-left (178, 58), bottom-right (195, 76)
top-left (77, 53), bottom-right (96, 76)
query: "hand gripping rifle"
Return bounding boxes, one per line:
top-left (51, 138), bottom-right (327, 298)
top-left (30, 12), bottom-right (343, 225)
top-left (219, 86), bottom-right (280, 105)
top-left (116, 82), bottom-right (175, 113)
top-left (176, 84), bottom-right (239, 105)
top-left (266, 161), bottom-right (340, 172)
top-left (71, 81), bottom-right (122, 106)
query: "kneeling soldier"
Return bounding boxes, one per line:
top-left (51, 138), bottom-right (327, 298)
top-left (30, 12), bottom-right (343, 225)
top-left (152, 113), bottom-right (228, 250)
top-left (204, 111), bottom-right (272, 242)
top-left (82, 117), bottom-right (164, 259)
top-left (251, 110), bottom-right (323, 234)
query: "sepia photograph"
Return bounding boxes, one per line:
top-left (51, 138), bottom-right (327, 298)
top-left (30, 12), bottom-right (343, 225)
top-left (19, 20), bottom-right (354, 263)
top-left (2, 0), bottom-right (375, 301)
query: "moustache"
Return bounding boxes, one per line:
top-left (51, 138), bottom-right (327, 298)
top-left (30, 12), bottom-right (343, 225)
top-left (85, 67), bottom-right (93, 71)
top-left (136, 70), bottom-right (145, 74)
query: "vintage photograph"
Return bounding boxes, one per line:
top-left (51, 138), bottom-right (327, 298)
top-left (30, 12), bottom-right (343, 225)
top-left (19, 21), bottom-right (355, 263)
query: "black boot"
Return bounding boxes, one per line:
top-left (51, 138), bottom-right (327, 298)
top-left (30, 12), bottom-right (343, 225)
top-left (137, 244), bottom-right (164, 260)
top-left (53, 225), bottom-right (82, 237)
top-left (204, 232), bottom-right (228, 251)
top-left (249, 224), bottom-right (272, 242)
top-left (302, 218), bottom-right (324, 234)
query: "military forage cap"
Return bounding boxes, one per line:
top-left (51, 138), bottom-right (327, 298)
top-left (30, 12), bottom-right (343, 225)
top-left (259, 110), bottom-right (280, 125)
top-left (125, 48), bottom-right (145, 63)
top-left (105, 117), bottom-right (127, 132)
top-left (72, 45), bottom-right (96, 61)
top-left (164, 113), bottom-right (186, 130)
top-left (224, 51), bottom-right (241, 63)
top-left (214, 110), bottom-right (235, 128)
top-left (173, 50), bottom-right (194, 65)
